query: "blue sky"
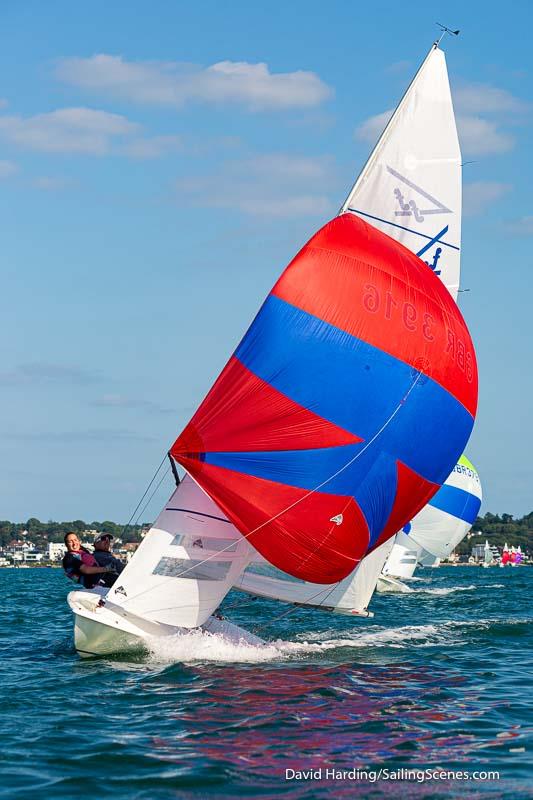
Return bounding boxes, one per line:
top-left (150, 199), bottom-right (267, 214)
top-left (1, 0), bottom-right (532, 523)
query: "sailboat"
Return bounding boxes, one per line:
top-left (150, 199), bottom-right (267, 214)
top-left (379, 455), bottom-right (482, 588)
top-left (482, 540), bottom-right (493, 568)
top-left (68, 34), bottom-right (478, 657)
top-left (500, 542), bottom-right (510, 567)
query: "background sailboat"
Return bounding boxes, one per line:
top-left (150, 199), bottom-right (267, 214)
top-left (380, 455), bottom-right (482, 584)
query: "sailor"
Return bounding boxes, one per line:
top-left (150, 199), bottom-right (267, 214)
top-left (62, 532), bottom-right (115, 589)
top-left (92, 533), bottom-right (125, 576)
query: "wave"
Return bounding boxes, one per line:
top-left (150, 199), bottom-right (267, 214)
top-left (144, 615), bottom-right (532, 665)
top-left (409, 584), bottom-right (477, 596)
top-left (145, 623), bottom-right (447, 664)
top-left (146, 628), bottom-right (283, 664)
top-left (395, 582), bottom-right (505, 596)
top-left (292, 616), bottom-right (533, 650)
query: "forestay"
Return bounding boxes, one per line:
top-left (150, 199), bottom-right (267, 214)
top-left (106, 475), bottom-right (253, 628)
top-left (341, 45), bottom-right (462, 300)
top-left (235, 538), bottom-right (394, 615)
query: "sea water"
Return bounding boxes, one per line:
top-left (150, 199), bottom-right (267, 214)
top-left (0, 566), bottom-right (531, 799)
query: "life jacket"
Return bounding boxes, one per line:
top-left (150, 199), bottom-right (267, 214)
top-left (65, 548), bottom-right (100, 587)
top-left (79, 549), bottom-right (98, 568)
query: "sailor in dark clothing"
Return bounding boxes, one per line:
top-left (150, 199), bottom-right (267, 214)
top-left (92, 533), bottom-right (125, 576)
top-left (62, 532), bottom-right (115, 589)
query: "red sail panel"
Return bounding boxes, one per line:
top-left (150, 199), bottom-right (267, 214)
top-left (175, 356), bottom-right (361, 456)
top-left (179, 458), bottom-right (369, 583)
top-left (272, 213), bottom-right (477, 417)
top-left (371, 461), bottom-right (439, 550)
top-left (172, 214), bottom-right (477, 584)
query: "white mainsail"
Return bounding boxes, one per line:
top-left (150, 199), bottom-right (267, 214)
top-left (341, 44), bottom-right (462, 300)
top-left (105, 475), bottom-right (253, 628)
top-left (407, 456), bottom-right (482, 560)
top-left (235, 539), bottom-right (394, 616)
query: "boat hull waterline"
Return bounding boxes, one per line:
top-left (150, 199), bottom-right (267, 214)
top-left (68, 590), bottom-right (264, 657)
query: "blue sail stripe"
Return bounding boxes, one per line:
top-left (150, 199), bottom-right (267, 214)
top-left (204, 446), bottom-right (398, 546)
top-left (234, 294), bottom-right (473, 485)
top-left (428, 484), bottom-right (481, 524)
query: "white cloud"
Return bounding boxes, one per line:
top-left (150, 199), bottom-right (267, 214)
top-left (453, 82), bottom-right (530, 115)
top-left (32, 175), bottom-right (72, 190)
top-left (121, 134), bottom-right (183, 159)
top-left (0, 363), bottom-right (101, 386)
top-left (355, 109), bottom-right (393, 143)
top-left (355, 108), bottom-right (515, 157)
top-left (56, 55), bottom-right (333, 111)
top-left (463, 181), bottom-right (511, 217)
top-left (93, 393), bottom-right (174, 414)
top-left (457, 115), bottom-right (514, 156)
top-left (0, 107), bottom-right (138, 154)
top-left (176, 153), bottom-right (336, 218)
top-left (4, 428), bottom-right (153, 443)
top-left (0, 159), bottom-right (18, 178)
top-left (245, 153), bottom-right (333, 180)
top-left (385, 60), bottom-right (412, 75)
top-left (504, 215), bottom-right (533, 236)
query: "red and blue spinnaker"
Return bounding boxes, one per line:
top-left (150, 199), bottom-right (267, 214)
top-left (172, 213), bottom-right (477, 584)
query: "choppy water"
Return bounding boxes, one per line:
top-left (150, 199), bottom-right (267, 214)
top-left (0, 566), bottom-right (531, 799)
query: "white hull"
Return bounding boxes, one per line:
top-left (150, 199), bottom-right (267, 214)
top-left (376, 575), bottom-right (413, 594)
top-left (68, 590), bottom-right (263, 657)
top-left (381, 537), bottom-right (418, 580)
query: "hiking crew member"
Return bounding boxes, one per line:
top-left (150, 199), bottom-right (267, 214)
top-left (92, 533), bottom-right (125, 576)
top-left (62, 532), bottom-right (115, 589)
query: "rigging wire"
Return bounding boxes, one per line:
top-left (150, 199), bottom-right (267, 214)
top-left (121, 453), bottom-right (168, 540)
top-left (132, 466), bottom-right (171, 529)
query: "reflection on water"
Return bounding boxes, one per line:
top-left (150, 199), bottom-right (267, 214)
top-left (145, 662), bottom-right (500, 773)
